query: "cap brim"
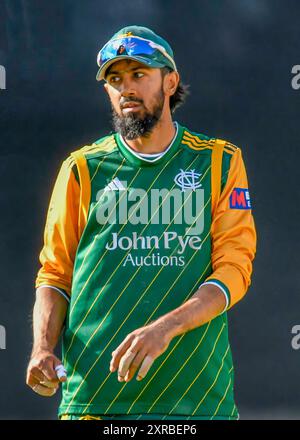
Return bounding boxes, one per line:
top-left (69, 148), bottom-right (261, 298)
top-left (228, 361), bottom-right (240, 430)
top-left (96, 55), bottom-right (166, 81)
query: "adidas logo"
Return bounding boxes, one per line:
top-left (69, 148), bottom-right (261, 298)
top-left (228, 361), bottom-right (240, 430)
top-left (104, 177), bottom-right (127, 192)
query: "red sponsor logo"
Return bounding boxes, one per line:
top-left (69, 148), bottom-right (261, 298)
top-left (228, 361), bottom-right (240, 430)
top-left (230, 188), bottom-right (251, 209)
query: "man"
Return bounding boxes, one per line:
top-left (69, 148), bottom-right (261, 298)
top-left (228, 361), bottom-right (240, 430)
top-left (26, 25), bottom-right (256, 420)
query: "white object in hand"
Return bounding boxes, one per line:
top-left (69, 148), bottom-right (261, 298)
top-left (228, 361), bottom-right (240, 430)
top-left (55, 364), bottom-right (67, 380)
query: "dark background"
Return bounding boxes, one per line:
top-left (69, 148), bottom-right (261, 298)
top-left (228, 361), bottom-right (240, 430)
top-left (0, 0), bottom-right (299, 419)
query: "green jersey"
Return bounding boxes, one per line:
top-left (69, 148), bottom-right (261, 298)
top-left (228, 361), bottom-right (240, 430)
top-left (56, 122), bottom-right (239, 419)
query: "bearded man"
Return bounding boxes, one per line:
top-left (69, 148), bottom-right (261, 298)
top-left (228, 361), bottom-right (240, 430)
top-left (26, 25), bottom-right (256, 421)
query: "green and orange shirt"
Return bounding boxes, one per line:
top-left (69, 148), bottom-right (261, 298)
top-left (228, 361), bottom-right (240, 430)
top-left (36, 122), bottom-right (256, 419)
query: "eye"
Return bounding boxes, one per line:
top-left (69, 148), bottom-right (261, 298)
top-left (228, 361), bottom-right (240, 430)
top-left (134, 72), bottom-right (144, 78)
top-left (109, 76), bottom-right (121, 84)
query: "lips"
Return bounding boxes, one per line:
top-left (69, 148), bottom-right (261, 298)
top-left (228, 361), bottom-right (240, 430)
top-left (121, 102), bottom-right (141, 109)
top-left (121, 102), bottom-right (143, 113)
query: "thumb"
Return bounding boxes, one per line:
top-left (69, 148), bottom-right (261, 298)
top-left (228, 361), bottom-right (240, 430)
top-left (53, 359), bottom-right (67, 383)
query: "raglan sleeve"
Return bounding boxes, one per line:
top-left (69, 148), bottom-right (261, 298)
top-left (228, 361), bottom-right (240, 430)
top-left (201, 147), bottom-right (257, 311)
top-left (35, 157), bottom-right (80, 300)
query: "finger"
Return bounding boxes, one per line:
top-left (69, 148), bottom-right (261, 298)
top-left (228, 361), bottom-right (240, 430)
top-left (32, 383), bottom-right (58, 397)
top-left (28, 367), bottom-right (46, 384)
top-left (111, 335), bottom-right (134, 367)
top-left (27, 368), bottom-right (56, 389)
top-left (124, 349), bottom-right (148, 382)
top-left (40, 379), bottom-right (58, 389)
top-left (41, 365), bottom-right (59, 383)
top-left (54, 364), bottom-right (67, 382)
top-left (28, 370), bottom-right (58, 390)
top-left (110, 335), bottom-right (135, 372)
top-left (136, 355), bottom-right (154, 381)
top-left (118, 350), bottom-right (137, 381)
top-left (27, 372), bottom-right (41, 388)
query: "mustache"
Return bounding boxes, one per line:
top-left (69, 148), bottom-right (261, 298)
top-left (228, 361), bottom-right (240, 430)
top-left (119, 97), bottom-right (144, 108)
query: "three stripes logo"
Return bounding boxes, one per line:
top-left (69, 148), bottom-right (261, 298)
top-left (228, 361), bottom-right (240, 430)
top-left (104, 177), bottom-right (127, 192)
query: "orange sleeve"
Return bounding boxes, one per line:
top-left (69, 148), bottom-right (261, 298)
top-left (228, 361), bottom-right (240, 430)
top-left (35, 158), bottom-right (80, 297)
top-left (203, 148), bottom-right (257, 310)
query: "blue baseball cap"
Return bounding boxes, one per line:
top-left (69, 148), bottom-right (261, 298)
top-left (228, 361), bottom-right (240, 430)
top-left (96, 25), bottom-right (177, 81)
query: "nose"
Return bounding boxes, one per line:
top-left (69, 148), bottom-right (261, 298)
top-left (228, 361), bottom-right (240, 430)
top-left (119, 75), bottom-right (136, 98)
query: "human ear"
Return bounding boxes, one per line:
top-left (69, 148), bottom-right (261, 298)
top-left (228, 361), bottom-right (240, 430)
top-left (164, 71), bottom-right (180, 96)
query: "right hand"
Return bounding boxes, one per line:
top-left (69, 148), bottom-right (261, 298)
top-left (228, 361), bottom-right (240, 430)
top-left (26, 350), bottom-right (67, 397)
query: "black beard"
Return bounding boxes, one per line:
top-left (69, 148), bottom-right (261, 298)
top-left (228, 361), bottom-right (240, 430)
top-left (111, 90), bottom-right (165, 140)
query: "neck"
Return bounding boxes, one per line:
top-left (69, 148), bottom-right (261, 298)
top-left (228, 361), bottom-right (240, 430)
top-left (122, 112), bottom-right (176, 154)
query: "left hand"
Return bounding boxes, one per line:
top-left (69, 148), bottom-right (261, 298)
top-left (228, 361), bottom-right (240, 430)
top-left (110, 321), bottom-right (173, 382)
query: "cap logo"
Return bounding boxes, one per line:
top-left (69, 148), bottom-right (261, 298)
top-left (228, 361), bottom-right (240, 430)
top-left (117, 32), bottom-right (133, 38)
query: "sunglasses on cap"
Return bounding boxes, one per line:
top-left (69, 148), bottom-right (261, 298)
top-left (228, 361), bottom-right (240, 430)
top-left (97, 36), bottom-right (177, 72)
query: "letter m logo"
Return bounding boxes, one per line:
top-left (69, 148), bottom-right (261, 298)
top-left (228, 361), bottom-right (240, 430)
top-left (230, 188), bottom-right (252, 209)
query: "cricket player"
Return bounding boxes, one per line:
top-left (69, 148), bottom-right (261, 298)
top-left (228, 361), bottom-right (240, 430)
top-left (26, 25), bottom-right (256, 420)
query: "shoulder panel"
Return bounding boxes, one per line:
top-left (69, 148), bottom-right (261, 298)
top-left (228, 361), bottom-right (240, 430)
top-left (182, 127), bottom-right (241, 157)
top-left (181, 129), bottom-right (215, 152)
top-left (69, 135), bottom-right (118, 161)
